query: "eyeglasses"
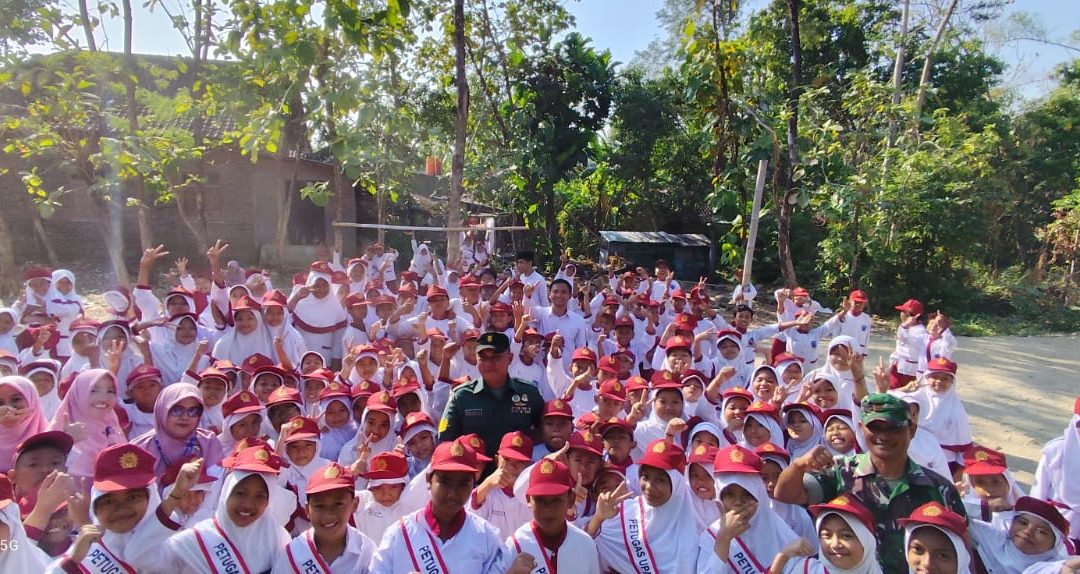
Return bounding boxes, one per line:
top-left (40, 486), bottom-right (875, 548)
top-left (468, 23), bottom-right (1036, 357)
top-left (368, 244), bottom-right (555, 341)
top-left (168, 405), bottom-right (204, 418)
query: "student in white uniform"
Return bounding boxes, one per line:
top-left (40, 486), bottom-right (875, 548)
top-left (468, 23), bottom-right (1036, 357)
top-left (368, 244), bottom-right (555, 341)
top-left (370, 439), bottom-right (507, 574)
top-left (469, 431), bottom-right (534, 540)
top-left (273, 462), bottom-right (376, 574)
top-left (354, 451), bottom-right (413, 543)
top-left (822, 290), bottom-right (872, 355)
top-left (496, 458), bottom-right (602, 574)
top-left (888, 298), bottom-right (925, 389)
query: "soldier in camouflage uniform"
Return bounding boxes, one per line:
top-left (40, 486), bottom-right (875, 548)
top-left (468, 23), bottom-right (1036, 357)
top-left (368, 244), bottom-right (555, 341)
top-left (773, 393), bottom-right (967, 573)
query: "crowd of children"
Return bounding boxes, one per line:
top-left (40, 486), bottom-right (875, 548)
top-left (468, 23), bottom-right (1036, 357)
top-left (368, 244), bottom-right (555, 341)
top-left (1, 239), bottom-right (1079, 573)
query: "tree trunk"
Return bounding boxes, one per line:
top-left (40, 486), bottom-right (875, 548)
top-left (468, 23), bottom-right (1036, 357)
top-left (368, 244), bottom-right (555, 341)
top-left (78, 0), bottom-right (97, 51)
top-left (30, 209), bottom-right (60, 265)
top-left (276, 151), bottom-right (302, 267)
top-left (886, 0), bottom-right (910, 151)
top-left (0, 211), bottom-right (18, 299)
top-left (97, 194), bottom-right (131, 286)
top-left (544, 181), bottom-right (559, 264)
top-left (914, 0), bottom-right (959, 133)
top-left (779, 0), bottom-right (802, 286)
top-left (448, 0), bottom-right (468, 266)
top-left (122, 0), bottom-right (153, 251)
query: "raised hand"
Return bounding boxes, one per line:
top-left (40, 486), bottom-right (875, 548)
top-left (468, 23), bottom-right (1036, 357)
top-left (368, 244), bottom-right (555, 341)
top-left (206, 239), bottom-right (229, 263)
top-left (173, 458), bottom-right (204, 494)
top-left (797, 445), bottom-right (836, 473)
top-left (873, 357), bottom-right (889, 392)
top-left (664, 417), bottom-right (688, 439)
top-left (506, 553), bottom-right (538, 574)
top-left (594, 481), bottom-right (633, 522)
top-left (174, 256), bottom-right (189, 276)
top-left (69, 525), bottom-right (104, 563)
top-left (140, 244), bottom-right (170, 268)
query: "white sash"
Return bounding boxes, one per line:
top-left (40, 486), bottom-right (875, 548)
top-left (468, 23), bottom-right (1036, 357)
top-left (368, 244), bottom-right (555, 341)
top-left (194, 518), bottom-right (252, 574)
top-left (284, 530), bottom-right (331, 574)
top-left (706, 527), bottom-right (769, 574)
top-left (75, 540), bottom-right (136, 574)
top-left (400, 516), bottom-right (451, 574)
top-left (509, 523), bottom-right (557, 574)
top-left (619, 498), bottom-right (660, 574)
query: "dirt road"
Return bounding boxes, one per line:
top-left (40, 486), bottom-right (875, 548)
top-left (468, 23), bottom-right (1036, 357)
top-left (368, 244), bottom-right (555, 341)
top-left (866, 334), bottom-right (1080, 488)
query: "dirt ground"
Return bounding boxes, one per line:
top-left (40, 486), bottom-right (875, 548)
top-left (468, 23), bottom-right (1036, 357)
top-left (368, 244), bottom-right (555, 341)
top-left (864, 334), bottom-right (1080, 488)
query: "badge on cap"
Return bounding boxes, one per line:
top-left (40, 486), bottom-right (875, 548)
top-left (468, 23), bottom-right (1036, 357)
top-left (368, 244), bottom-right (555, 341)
top-left (612, 382), bottom-right (622, 392)
top-left (760, 443), bottom-right (775, 452)
top-left (512, 435), bottom-right (524, 447)
top-left (451, 442), bottom-right (465, 457)
top-left (834, 495), bottom-right (850, 506)
top-left (373, 458), bottom-right (388, 471)
top-left (119, 452), bottom-right (139, 470)
top-left (469, 436), bottom-right (481, 448)
top-left (324, 465), bottom-right (341, 479)
top-left (974, 450), bottom-right (989, 462)
top-left (554, 400), bottom-right (564, 408)
top-left (730, 449), bottom-right (745, 463)
top-left (255, 450), bottom-right (270, 462)
top-left (583, 431), bottom-right (595, 443)
top-left (240, 392), bottom-right (250, 401)
top-left (923, 505), bottom-right (942, 517)
top-left (540, 459), bottom-right (555, 474)
top-left (652, 442), bottom-right (666, 454)
top-left (695, 445), bottom-right (708, 456)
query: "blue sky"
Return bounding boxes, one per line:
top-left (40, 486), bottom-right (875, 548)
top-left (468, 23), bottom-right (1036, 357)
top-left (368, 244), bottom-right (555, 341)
top-left (98, 0), bottom-right (1078, 101)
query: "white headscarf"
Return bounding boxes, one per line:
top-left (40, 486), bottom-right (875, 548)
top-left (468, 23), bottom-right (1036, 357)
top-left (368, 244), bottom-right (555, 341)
top-left (169, 471), bottom-right (291, 574)
top-left (90, 483), bottom-right (162, 560)
top-left (1039, 414), bottom-right (1080, 529)
top-left (711, 472), bottom-right (801, 570)
top-left (740, 412), bottom-right (784, 450)
top-left (972, 509), bottom-right (1070, 573)
top-left (806, 509), bottom-right (882, 574)
top-left (686, 460), bottom-right (721, 530)
top-left (760, 453), bottom-right (818, 552)
top-left (212, 308), bottom-right (274, 365)
top-left (594, 466), bottom-right (701, 574)
top-left (784, 403), bottom-right (824, 459)
top-left (823, 410), bottom-right (861, 457)
top-left (46, 269), bottom-right (83, 312)
top-left (150, 314), bottom-right (205, 385)
top-left (23, 360), bottom-right (62, 420)
top-left (0, 307), bottom-right (20, 355)
top-left (0, 502), bottom-right (50, 570)
top-left (280, 437), bottom-right (330, 506)
top-left (292, 271), bottom-right (348, 329)
top-left (910, 374), bottom-right (972, 450)
top-left (905, 523), bottom-right (972, 574)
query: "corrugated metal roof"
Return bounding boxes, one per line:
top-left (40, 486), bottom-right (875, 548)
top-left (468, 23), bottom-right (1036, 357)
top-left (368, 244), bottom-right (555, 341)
top-left (599, 231), bottom-right (710, 247)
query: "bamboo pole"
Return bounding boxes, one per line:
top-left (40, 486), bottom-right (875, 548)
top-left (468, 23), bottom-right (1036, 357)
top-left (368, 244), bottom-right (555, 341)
top-left (332, 222), bottom-right (528, 233)
top-left (741, 159), bottom-right (769, 288)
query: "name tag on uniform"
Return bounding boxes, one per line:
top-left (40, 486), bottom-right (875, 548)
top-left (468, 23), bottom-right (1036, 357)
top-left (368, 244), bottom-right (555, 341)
top-left (510, 394), bottom-right (531, 415)
top-left (464, 409), bottom-right (484, 416)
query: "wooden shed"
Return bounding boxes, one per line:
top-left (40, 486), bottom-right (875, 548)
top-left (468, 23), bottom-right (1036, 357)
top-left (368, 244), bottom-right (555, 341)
top-left (598, 231), bottom-right (713, 278)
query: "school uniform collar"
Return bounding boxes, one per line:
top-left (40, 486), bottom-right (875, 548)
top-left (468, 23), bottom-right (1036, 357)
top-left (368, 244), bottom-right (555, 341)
top-left (532, 520), bottom-right (568, 553)
top-left (423, 502), bottom-right (467, 539)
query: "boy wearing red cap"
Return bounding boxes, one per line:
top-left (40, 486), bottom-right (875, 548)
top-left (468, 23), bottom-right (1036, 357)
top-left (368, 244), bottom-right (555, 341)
top-left (548, 346), bottom-right (599, 419)
top-left (496, 458), bottom-right (602, 574)
top-left (888, 298), bottom-right (926, 388)
top-left (823, 290), bottom-right (872, 356)
top-left (370, 440), bottom-right (506, 574)
top-left (470, 431), bottom-right (535, 540)
top-left (354, 452), bottom-right (413, 544)
top-left (272, 463), bottom-right (376, 574)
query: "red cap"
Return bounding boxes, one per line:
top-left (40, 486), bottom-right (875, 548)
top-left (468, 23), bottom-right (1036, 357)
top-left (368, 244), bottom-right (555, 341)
top-left (602, 296), bottom-right (620, 307)
top-left (93, 444), bottom-right (157, 492)
top-left (849, 290), bottom-right (869, 303)
top-left (391, 379), bottom-right (421, 400)
top-left (197, 367), bottom-right (231, 387)
top-left (306, 463), bottom-right (355, 495)
top-left (221, 437), bottom-right (271, 468)
top-left (597, 355), bottom-right (620, 375)
top-left (689, 287), bottom-right (709, 302)
top-left (232, 295), bottom-right (261, 313)
top-left (398, 411), bottom-right (436, 438)
top-left (571, 347), bottom-right (598, 364)
top-left (15, 430), bottom-right (74, 461)
top-left (364, 391), bottom-right (398, 415)
top-left (899, 501), bottom-right (970, 543)
top-left (373, 294), bottom-right (397, 306)
top-left (430, 439), bottom-right (480, 473)
top-left (681, 370), bottom-right (708, 388)
top-left (490, 302), bottom-right (513, 315)
top-left (722, 387), bottom-right (754, 403)
top-left (461, 329), bottom-right (481, 342)
top-left (665, 335), bottom-right (693, 354)
top-left (598, 379), bottom-right (627, 402)
top-left (526, 459), bottom-right (575, 496)
top-left (351, 380), bottom-right (379, 402)
top-left (713, 445), bottom-right (762, 474)
top-left (222, 391), bottom-right (262, 417)
top-left (771, 352), bottom-right (802, 367)
top-left (399, 270), bottom-right (419, 282)
top-left (240, 353), bottom-right (275, 375)
top-left (344, 293), bottom-right (367, 309)
top-left (614, 316), bottom-right (635, 329)
top-left (671, 290), bottom-right (686, 301)
top-left (638, 439), bottom-right (686, 473)
top-left (426, 285), bottom-right (449, 299)
top-left (126, 365), bottom-right (162, 388)
top-left (1012, 497), bottom-right (1070, 538)
top-left (69, 317), bottom-right (101, 335)
top-left (650, 369), bottom-right (683, 390)
top-left (19, 326), bottom-right (60, 351)
top-left (318, 380), bottom-right (350, 401)
top-left (754, 442), bottom-right (791, 465)
top-left (747, 400), bottom-right (780, 423)
top-left (227, 445), bottom-right (284, 474)
top-left (673, 314), bottom-right (698, 331)
top-left (363, 451), bottom-right (409, 480)
top-left (567, 430), bottom-right (604, 457)
top-left (498, 431), bottom-right (534, 462)
top-left (266, 386), bottom-right (302, 408)
top-left (624, 376), bottom-right (649, 393)
top-left (458, 275), bottom-right (481, 289)
top-left (309, 261), bottom-right (333, 275)
top-left (521, 327), bottom-right (543, 341)
top-left (282, 416), bottom-right (320, 443)
top-left (894, 298), bottom-right (924, 315)
top-left (792, 287), bottom-right (810, 297)
top-left (543, 399), bottom-right (574, 419)
top-left (688, 444), bottom-right (719, 466)
top-left (810, 495), bottom-right (875, 532)
top-left (261, 290), bottom-right (288, 308)
top-left (598, 416), bottom-right (635, 437)
top-left (926, 358), bottom-right (957, 376)
top-left (460, 434), bottom-right (493, 463)
top-left (22, 266), bottom-right (53, 281)
top-left (963, 445), bottom-right (1008, 476)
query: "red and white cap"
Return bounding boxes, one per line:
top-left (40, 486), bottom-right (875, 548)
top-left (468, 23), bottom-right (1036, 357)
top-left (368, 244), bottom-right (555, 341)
top-left (306, 463), bottom-right (356, 495)
top-left (93, 444), bottom-right (157, 492)
top-left (638, 439), bottom-right (686, 473)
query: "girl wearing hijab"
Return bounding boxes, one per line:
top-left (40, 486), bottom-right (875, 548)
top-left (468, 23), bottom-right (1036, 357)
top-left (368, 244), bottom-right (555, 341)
top-left (0, 478), bottom-right (51, 570)
top-left (902, 501), bottom-right (973, 574)
top-left (590, 439), bottom-right (701, 574)
top-left (20, 359), bottom-right (62, 420)
top-left (822, 409), bottom-right (862, 457)
top-left (962, 445), bottom-right (1026, 523)
top-left (317, 381), bottom-right (356, 462)
top-left (697, 445), bottom-right (809, 573)
top-left (1032, 396), bottom-right (1080, 540)
top-left (289, 262), bottom-right (348, 363)
top-left (631, 372), bottom-right (687, 457)
top-left (150, 314), bottom-right (210, 386)
top-left (159, 457), bottom-right (218, 529)
top-left (217, 390), bottom-right (265, 454)
top-left (739, 401), bottom-right (784, 450)
top-left (45, 269), bottom-right (84, 360)
top-left (719, 387), bottom-right (754, 446)
top-left (0, 376), bottom-right (48, 473)
top-left (787, 495), bottom-right (883, 574)
top-left (213, 295), bottom-right (275, 366)
top-left (688, 444), bottom-right (723, 528)
top-left (971, 496), bottom-right (1072, 574)
top-left (277, 416), bottom-right (331, 510)
top-left (0, 307), bottom-right (20, 355)
top-left (338, 391), bottom-right (398, 471)
top-left (19, 267), bottom-right (52, 326)
top-left (132, 446), bottom-right (292, 574)
top-left (97, 320), bottom-right (146, 395)
top-left (131, 382), bottom-right (224, 476)
top-left (756, 443), bottom-right (818, 551)
top-left (59, 318), bottom-right (100, 378)
top-left (261, 290), bottom-right (307, 367)
top-left (47, 369), bottom-right (126, 478)
top-left (782, 402), bottom-right (824, 459)
top-left (901, 358), bottom-right (972, 477)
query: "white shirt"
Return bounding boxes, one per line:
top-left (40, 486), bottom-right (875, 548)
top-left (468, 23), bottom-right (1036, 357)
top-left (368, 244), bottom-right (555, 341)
top-left (823, 311), bottom-right (871, 355)
top-left (496, 520), bottom-right (602, 574)
top-left (528, 305), bottom-right (588, 371)
top-left (369, 508), bottom-right (506, 574)
top-left (469, 487), bottom-right (532, 542)
top-left (272, 526), bottom-right (375, 574)
top-left (890, 323), bottom-right (927, 376)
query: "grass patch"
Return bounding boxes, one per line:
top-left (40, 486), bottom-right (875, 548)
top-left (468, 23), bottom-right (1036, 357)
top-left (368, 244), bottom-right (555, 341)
top-left (951, 306), bottom-right (1080, 337)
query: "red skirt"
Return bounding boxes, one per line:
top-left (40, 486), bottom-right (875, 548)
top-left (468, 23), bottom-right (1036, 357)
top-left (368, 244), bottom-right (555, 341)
top-left (889, 363), bottom-right (916, 389)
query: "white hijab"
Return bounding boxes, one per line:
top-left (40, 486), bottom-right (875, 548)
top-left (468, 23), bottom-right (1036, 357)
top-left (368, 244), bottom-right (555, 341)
top-left (280, 438), bottom-right (330, 506)
top-left (46, 269), bottom-right (83, 311)
top-left (823, 411), bottom-right (861, 458)
top-left (711, 472), bottom-right (801, 570)
top-left (0, 503), bottom-right (50, 570)
top-left (90, 483), bottom-right (162, 560)
top-left (292, 271), bottom-right (348, 329)
top-left (785, 404), bottom-right (824, 459)
top-left (686, 461), bottom-right (721, 530)
top-left (801, 509), bottom-right (882, 574)
top-left (212, 308), bottom-right (274, 365)
top-left (1041, 414), bottom-right (1080, 522)
top-left (594, 466), bottom-right (701, 574)
top-left (24, 361), bottom-right (62, 419)
top-left (905, 523), bottom-right (972, 574)
top-left (150, 315), bottom-right (205, 385)
top-left (740, 412), bottom-right (784, 450)
top-left (0, 307), bottom-right (20, 354)
top-left (970, 510), bottom-right (1069, 573)
top-left (908, 375), bottom-right (972, 450)
top-left (169, 471), bottom-right (291, 574)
